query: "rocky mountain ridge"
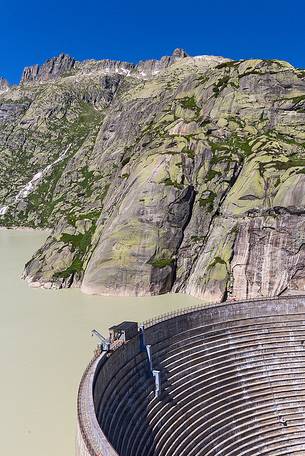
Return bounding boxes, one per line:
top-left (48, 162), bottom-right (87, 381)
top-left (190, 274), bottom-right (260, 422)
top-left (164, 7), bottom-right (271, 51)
top-left (1, 49), bottom-right (305, 301)
top-left (0, 77), bottom-right (9, 93)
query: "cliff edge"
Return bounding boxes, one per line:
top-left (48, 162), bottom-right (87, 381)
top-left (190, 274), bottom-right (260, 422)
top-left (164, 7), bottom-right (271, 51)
top-left (0, 50), bottom-right (305, 301)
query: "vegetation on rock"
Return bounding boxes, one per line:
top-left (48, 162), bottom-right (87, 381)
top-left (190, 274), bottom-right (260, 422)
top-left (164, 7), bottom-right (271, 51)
top-left (1, 50), bottom-right (305, 300)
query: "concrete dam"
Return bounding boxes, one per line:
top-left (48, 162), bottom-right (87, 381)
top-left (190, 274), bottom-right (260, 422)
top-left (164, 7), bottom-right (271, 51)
top-left (76, 295), bottom-right (305, 455)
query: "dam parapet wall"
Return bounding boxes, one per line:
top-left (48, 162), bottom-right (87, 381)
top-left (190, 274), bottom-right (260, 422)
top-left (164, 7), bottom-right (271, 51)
top-left (76, 354), bottom-right (119, 456)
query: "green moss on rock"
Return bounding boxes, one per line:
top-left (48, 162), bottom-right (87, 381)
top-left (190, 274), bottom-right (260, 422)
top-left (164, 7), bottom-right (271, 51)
top-left (149, 257), bottom-right (174, 268)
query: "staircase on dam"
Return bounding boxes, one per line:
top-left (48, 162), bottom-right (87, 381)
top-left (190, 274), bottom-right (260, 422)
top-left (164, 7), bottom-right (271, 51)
top-left (77, 296), bottom-right (305, 456)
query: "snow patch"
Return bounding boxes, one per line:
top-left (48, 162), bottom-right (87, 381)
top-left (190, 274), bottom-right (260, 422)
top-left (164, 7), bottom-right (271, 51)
top-left (193, 55), bottom-right (232, 63)
top-left (120, 67), bottom-right (131, 76)
top-left (0, 206), bottom-right (8, 215)
top-left (0, 144), bottom-right (71, 217)
top-left (14, 146), bottom-right (71, 203)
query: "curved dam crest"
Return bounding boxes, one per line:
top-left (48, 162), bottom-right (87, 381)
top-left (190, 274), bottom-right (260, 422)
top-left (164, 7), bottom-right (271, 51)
top-left (77, 295), bottom-right (305, 456)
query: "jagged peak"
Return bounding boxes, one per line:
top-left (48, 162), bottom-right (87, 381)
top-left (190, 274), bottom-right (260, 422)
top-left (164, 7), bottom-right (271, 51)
top-left (136, 49), bottom-right (190, 77)
top-left (171, 48), bottom-right (189, 58)
top-left (18, 49), bottom-right (231, 85)
top-left (21, 53), bottom-right (75, 83)
top-left (0, 77), bottom-right (9, 93)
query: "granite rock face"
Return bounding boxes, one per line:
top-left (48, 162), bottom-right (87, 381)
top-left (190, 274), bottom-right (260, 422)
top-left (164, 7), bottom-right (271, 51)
top-left (1, 51), bottom-right (305, 301)
top-left (21, 53), bottom-right (76, 82)
top-left (0, 77), bottom-right (9, 92)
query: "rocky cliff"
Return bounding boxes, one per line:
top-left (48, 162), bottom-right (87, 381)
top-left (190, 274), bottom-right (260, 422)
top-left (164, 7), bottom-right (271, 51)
top-left (1, 49), bottom-right (305, 301)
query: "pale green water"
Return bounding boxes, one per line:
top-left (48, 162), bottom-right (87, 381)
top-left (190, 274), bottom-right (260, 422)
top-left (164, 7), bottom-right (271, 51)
top-left (0, 230), bottom-right (201, 456)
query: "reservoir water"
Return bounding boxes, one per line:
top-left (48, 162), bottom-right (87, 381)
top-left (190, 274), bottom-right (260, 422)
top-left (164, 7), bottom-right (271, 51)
top-left (0, 229), bottom-right (201, 456)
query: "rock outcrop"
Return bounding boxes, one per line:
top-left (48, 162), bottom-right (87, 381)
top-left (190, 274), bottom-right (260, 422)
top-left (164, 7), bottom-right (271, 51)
top-left (21, 53), bottom-right (75, 82)
top-left (1, 51), bottom-right (305, 301)
top-left (0, 77), bottom-right (9, 92)
top-left (137, 48), bottom-right (189, 76)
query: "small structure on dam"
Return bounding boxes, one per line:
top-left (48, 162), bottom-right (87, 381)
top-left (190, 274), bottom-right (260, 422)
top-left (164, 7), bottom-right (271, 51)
top-left (109, 321), bottom-right (138, 343)
top-left (76, 295), bottom-right (305, 456)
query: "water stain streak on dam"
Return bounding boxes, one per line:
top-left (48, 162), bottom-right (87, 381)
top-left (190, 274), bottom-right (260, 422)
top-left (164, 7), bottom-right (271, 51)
top-left (77, 295), bottom-right (305, 456)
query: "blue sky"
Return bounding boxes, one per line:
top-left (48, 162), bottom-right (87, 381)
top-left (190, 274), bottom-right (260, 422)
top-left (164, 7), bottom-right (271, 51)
top-left (1, 0), bottom-right (304, 84)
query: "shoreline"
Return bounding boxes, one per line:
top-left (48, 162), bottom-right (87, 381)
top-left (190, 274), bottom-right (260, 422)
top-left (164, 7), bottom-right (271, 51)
top-left (0, 225), bottom-right (51, 233)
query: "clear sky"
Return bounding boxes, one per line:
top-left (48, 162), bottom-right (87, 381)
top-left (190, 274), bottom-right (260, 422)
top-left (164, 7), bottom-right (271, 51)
top-left (1, 0), bottom-right (304, 84)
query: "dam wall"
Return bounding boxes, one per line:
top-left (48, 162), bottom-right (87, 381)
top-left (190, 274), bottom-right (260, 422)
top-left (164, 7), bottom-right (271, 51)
top-left (76, 354), bottom-right (119, 456)
top-left (77, 295), bottom-right (305, 455)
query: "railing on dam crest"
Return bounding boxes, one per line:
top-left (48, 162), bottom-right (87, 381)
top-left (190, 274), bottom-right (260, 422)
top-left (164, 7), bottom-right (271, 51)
top-left (141, 294), bottom-right (305, 328)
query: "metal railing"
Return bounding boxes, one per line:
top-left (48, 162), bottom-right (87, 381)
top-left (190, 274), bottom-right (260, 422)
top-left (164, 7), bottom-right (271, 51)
top-left (140, 294), bottom-right (305, 328)
top-left (77, 293), bottom-right (305, 454)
